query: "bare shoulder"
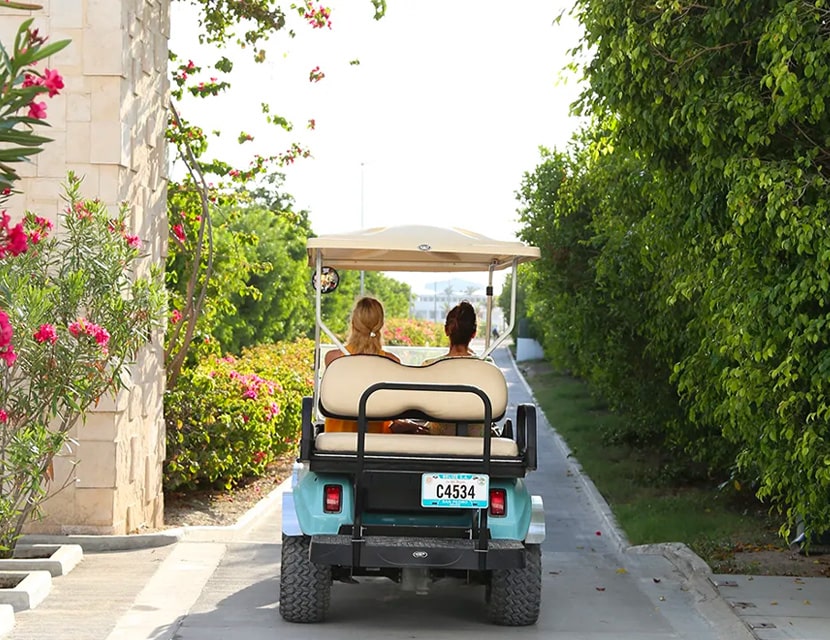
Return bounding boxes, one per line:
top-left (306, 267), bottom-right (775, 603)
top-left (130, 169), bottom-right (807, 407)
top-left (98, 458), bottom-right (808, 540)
top-left (325, 349), bottom-right (344, 367)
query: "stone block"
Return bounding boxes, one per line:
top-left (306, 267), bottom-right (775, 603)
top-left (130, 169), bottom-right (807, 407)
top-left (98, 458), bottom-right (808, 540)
top-left (142, 32), bottom-right (154, 75)
top-left (51, 454), bottom-right (79, 494)
top-left (42, 93), bottom-right (67, 131)
top-left (74, 441), bottom-right (117, 488)
top-left (34, 138), bottom-right (69, 179)
top-left (89, 76), bottom-right (124, 123)
top-left (130, 382), bottom-right (150, 421)
top-left (154, 23), bottom-right (168, 70)
top-left (89, 120), bottom-right (126, 165)
top-left (159, 0), bottom-right (171, 37)
top-left (92, 380), bottom-right (130, 414)
top-left (145, 456), bottom-right (160, 502)
top-left (66, 122), bottom-right (92, 163)
top-left (66, 92), bottom-right (91, 122)
top-left (96, 164), bottom-right (125, 204)
top-left (17, 160), bottom-right (37, 179)
top-left (87, 0), bottom-right (125, 31)
top-left (143, 376), bottom-right (163, 420)
top-left (127, 9), bottom-right (140, 39)
top-left (73, 488), bottom-right (116, 526)
top-left (83, 30), bottom-right (125, 76)
top-left (27, 178), bottom-right (63, 202)
top-left (25, 484), bottom-right (76, 533)
top-left (129, 435), bottom-right (140, 483)
top-left (81, 411), bottom-right (120, 442)
top-left (51, 0), bottom-right (84, 28)
top-left (51, 29), bottom-right (83, 70)
top-left (65, 164), bottom-right (100, 196)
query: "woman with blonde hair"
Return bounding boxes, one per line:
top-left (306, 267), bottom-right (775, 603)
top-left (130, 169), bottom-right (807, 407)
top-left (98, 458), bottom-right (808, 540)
top-left (326, 296), bottom-right (388, 362)
top-left (324, 296), bottom-right (426, 434)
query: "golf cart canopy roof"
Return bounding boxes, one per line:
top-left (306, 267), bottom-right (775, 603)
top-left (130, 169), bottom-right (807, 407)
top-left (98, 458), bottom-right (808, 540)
top-left (306, 225), bottom-right (540, 272)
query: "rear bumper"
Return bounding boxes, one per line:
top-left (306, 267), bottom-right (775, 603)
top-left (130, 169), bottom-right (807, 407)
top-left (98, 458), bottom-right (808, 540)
top-left (310, 534), bottom-right (526, 570)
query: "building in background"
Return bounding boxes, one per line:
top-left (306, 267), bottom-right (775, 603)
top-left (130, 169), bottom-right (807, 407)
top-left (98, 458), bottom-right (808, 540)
top-left (410, 277), bottom-right (505, 332)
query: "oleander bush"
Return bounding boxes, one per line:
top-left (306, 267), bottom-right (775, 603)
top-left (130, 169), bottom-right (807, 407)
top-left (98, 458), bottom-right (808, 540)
top-left (164, 338), bottom-right (314, 490)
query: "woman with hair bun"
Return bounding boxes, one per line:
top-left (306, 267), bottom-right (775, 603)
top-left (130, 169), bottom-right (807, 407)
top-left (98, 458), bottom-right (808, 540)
top-left (422, 301), bottom-right (487, 436)
top-left (442, 301), bottom-right (478, 358)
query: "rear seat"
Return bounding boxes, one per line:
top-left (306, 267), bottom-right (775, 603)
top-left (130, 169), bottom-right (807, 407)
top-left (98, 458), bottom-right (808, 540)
top-left (316, 354), bottom-right (519, 458)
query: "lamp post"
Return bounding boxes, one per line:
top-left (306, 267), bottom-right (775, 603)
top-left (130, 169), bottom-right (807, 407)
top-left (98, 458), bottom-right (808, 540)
top-left (360, 161), bottom-right (365, 296)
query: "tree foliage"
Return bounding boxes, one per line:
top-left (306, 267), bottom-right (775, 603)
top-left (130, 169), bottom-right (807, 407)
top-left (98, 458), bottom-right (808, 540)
top-left (318, 270), bottom-right (412, 337)
top-left (164, 1), bottom-right (386, 384)
top-left (519, 0), bottom-right (830, 539)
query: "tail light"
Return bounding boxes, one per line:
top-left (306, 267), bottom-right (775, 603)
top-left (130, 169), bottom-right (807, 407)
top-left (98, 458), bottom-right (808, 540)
top-left (323, 484), bottom-right (342, 513)
top-left (489, 488), bottom-right (507, 517)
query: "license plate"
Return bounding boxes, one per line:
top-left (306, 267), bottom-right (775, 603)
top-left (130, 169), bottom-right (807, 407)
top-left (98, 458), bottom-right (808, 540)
top-left (421, 473), bottom-right (489, 508)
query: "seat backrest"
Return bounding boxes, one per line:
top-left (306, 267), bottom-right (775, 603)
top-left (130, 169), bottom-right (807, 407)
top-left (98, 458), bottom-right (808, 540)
top-left (319, 355), bottom-right (508, 422)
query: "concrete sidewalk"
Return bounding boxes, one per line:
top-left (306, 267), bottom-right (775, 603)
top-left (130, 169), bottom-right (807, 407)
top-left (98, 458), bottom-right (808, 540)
top-left (4, 348), bottom-right (830, 639)
top-left (5, 474), bottom-right (287, 640)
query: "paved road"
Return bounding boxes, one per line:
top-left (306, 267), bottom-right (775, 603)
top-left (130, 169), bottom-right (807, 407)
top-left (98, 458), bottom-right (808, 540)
top-left (9, 346), bottom-right (752, 640)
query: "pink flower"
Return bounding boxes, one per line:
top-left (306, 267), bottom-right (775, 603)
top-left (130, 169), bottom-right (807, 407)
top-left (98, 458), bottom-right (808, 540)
top-left (124, 234), bottom-right (141, 249)
top-left (67, 318), bottom-right (109, 351)
top-left (170, 309), bottom-right (182, 324)
top-left (5, 222), bottom-right (28, 256)
top-left (73, 202), bottom-right (92, 220)
top-left (33, 323), bottom-right (58, 344)
top-left (0, 409), bottom-right (7, 423)
top-left (33, 216), bottom-right (52, 231)
top-left (0, 310), bottom-right (14, 365)
top-left (0, 311), bottom-right (11, 345)
top-left (91, 325), bottom-right (110, 347)
top-left (242, 388), bottom-right (258, 400)
top-left (171, 224), bottom-right (186, 244)
top-left (43, 68), bottom-right (64, 97)
top-left (27, 101), bottom-right (47, 119)
top-left (304, 2), bottom-right (332, 29)
top-left (68, 320), bottom-right (83, 338)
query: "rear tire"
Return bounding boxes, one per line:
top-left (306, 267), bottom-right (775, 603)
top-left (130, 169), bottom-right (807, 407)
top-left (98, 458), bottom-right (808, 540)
top-left (279, 534), bottom-right (331, 623)
top-left (486, 544), bottom-right (541, 626)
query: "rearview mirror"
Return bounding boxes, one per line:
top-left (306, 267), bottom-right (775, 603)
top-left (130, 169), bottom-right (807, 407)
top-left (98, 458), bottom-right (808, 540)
top-left (312, 266), bottom-right (340, 294)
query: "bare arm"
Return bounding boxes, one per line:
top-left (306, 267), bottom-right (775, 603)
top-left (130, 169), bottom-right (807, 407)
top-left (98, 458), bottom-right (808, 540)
top-left (324, 349), bottom-right (344, 367)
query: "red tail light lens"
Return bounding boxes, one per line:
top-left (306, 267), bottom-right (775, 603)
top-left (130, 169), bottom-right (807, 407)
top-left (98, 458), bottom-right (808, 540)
top-left (324, 484), bottom-right (342, 513)
top-left (489, 488), bottom-right (507, 517)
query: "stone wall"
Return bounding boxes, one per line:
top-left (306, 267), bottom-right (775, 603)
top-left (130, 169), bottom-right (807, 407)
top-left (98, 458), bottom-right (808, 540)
top-left (0, 0), bottom-right (170, 534)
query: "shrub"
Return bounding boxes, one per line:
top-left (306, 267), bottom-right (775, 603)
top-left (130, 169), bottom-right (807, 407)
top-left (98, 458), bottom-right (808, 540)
top-left (383, 317), bottom-right (448, 347)
top-left (0, 176), bottom-right (165, 553)
top-left (164, 338), bottom-right (314, 490)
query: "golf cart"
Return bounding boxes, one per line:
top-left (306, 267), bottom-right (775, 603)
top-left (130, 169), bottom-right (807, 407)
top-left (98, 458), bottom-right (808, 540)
top-left (279, 225), bottom-right (544, 626)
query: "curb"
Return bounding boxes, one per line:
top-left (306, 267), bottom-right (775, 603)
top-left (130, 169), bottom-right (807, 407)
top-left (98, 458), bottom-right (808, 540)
top-left (0, 544), bottom-right (84, 577)
top-left (507, 351), bottom-right (630, 555)
top-left (19, 475), bottom-right (293, 552)
top-left (20, 529), bottom-right (183, 552)
top-left (633, 542), bottom-right (758, 640)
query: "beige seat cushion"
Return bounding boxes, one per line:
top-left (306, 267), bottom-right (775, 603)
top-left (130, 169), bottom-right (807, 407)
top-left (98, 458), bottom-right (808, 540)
top-left (320, 354), bottom-right (508, 422)
top-left (315, 432), bottom-right (519, 457)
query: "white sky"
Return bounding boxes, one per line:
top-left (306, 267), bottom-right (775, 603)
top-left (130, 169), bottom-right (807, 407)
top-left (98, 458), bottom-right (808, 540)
top-left (170, 1), bottom-right (585, 292)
